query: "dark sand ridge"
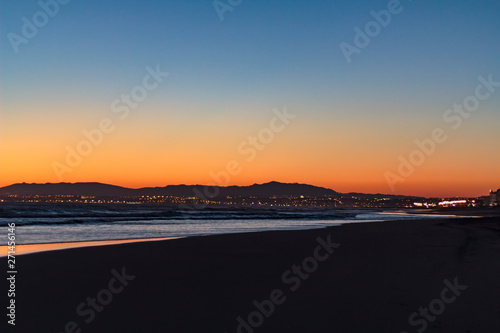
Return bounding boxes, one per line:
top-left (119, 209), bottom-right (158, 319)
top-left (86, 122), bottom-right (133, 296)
top-left (4, 216), bottom-right (500, 332)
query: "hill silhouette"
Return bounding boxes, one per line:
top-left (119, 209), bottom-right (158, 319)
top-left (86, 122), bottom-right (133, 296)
top-left (0, 181), bottom-right (339, 198)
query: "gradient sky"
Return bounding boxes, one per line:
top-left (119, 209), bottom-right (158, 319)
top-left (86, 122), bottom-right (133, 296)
top-left (1, 0), bottom-right (499, 197)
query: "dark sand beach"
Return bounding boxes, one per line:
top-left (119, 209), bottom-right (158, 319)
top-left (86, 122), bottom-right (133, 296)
top-left (5, 215), bottom-right (500, 332)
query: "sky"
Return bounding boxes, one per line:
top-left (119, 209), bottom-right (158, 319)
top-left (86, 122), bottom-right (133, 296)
top-left (1, 0), bottom-right (499, 197)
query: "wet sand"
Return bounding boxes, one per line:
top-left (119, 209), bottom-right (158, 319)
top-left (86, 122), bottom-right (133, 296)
top-left (0, 237), bottom-right (180, 257)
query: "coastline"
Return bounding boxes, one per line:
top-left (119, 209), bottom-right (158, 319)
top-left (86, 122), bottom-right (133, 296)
top-left (1, 208), bottom-right (482, 256)
top-left (4, 215), bottom-right (500, 332)
top-left (0, 211), bottom-right (470, 258)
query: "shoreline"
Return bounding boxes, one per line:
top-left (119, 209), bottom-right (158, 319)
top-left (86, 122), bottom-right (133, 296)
top-left (1, 209), bottom-right (482, 257)
top-left (1, 211), bottom-right (472, 257)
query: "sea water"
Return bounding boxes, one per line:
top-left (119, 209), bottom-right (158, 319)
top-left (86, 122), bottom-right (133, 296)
top-left (0, 203), bottom-right (455, 245)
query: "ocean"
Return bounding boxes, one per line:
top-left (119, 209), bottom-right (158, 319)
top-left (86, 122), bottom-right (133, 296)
top-left (0, 203), bottom-right (456, 245)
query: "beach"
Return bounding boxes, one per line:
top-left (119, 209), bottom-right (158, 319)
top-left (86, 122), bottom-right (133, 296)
top-left (5, 215), bottom-right (500, 332)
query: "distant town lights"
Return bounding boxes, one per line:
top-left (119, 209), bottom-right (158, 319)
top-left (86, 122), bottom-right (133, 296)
top-left (438, 200), bottom-right (467, 206)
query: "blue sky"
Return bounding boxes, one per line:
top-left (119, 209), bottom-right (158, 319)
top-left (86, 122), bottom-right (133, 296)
top-left (3, 0), bottom-right (499, 107)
